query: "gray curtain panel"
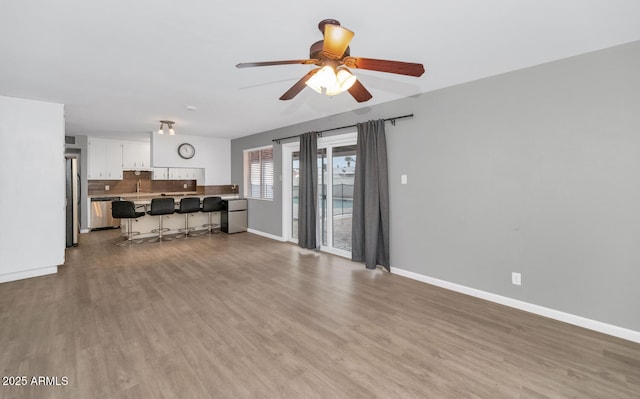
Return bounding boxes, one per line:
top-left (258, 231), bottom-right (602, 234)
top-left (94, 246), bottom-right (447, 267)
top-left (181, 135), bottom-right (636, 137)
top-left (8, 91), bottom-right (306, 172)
top-left (352, 119), bottom-right (390, 270)
top-left (298, 132), bottom-right (318, 250)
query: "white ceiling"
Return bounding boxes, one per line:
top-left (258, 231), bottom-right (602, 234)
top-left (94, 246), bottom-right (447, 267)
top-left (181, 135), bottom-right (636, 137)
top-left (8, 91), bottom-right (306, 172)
top-left (1, 1), bottom-right (639, 141)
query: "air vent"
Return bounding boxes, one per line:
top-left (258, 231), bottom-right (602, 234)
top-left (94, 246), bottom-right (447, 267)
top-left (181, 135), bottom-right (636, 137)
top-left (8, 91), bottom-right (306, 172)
top-left (65, 136), bottom-right (76, 145)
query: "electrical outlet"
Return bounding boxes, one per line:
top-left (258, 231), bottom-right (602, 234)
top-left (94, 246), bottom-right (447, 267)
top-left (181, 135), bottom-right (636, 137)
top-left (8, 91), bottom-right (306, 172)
top-left (105, 185), bottom-right (110, 191)
top-left (512, 272), bottom-right (522, 286)
top-left (183, 183), bottom-right (187, 189)
top-left (401, 175), bottom-right (407, 185)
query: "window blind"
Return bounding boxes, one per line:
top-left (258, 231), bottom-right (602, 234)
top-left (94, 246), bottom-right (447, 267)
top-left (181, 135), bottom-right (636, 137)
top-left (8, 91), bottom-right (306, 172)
top-left (245, 146), bottom-right (274, 200)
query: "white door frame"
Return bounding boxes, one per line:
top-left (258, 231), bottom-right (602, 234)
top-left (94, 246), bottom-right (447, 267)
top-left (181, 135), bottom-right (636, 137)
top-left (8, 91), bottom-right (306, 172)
top-left (282, 132), bottom-right (357, 259)
top-left (282, 141), bottom-right (298, 245)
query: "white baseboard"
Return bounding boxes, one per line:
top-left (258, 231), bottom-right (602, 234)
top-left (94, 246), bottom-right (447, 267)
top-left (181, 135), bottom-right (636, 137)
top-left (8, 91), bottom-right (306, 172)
top-left (247, 228), bottom-right (286, 242)
top-left (0, 266), bottom-right (58, 284)
top-left (390, 266), bottom-right (640, 344)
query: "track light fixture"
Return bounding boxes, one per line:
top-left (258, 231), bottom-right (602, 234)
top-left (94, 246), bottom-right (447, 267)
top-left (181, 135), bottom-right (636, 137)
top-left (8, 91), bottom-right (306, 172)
top-left (158, 120), bottom-right (176, 135)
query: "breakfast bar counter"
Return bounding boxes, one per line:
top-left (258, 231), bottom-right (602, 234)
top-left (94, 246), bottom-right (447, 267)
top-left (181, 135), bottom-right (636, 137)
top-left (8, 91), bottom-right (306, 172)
top-left (117, 193), bottom-right (239, 239)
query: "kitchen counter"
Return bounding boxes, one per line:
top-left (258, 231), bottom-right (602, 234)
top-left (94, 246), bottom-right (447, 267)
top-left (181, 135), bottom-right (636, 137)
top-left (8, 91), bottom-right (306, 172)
top-left (124, 194), bottom-right (239, 206)
top-left (114, 194), bottom-right (241, 239)
top-left (118, 191), bottom-right (198, 199)
top-left (89, 192), bottom-right (239, 200)
top-left (89, 191), bottom-right (197, 199)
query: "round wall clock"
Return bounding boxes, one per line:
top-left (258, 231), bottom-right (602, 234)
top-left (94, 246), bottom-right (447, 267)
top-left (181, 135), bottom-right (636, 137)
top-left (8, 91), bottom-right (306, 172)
top-left (178, 143), bottom-right (195, 159)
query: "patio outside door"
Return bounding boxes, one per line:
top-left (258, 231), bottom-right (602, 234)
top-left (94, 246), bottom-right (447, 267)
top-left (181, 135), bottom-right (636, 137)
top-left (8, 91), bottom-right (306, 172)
top-left (283, 133), bottom-right (356, 258)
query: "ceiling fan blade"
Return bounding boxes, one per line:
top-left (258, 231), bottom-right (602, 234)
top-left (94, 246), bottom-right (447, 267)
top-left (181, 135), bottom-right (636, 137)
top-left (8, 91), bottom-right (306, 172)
top-left (344, 57), bottom-right (425, 77)
top-left (347, 80), bottom-right (373, 103)
top-left (279, 69), bottom-right (318, 100)
top-left (236, 60), bottom-right (317, 68)
top-left (322, 24), bottom-right (354, 59)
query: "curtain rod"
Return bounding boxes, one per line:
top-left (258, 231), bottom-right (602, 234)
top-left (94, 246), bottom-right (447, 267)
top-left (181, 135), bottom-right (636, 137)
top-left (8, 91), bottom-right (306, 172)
top-left (272, 114), bottom-right (414, 144)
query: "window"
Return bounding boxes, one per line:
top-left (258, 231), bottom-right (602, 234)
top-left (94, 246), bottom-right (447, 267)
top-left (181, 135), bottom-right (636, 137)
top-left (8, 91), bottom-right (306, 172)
top-left (244, 146), bottom-right (274, 200)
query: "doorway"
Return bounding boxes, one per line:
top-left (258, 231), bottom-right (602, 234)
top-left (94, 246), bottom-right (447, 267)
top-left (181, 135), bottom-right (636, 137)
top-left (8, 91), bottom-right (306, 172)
top-left (283, 133), bottom-right (356, 258)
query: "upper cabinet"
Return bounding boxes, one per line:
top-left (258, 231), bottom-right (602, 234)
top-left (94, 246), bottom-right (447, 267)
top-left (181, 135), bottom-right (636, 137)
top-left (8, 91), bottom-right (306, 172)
top-left (88, 137), bottom-right (204, 182)
top-left (122, 141), bottom-right (151, 170)
top-left (153, 167), bottom-right (203, 182)
top-left (151, 167), bottom-right (169, 180)
top-left (88, 138), bottom-right (152, 180)
top-left (168, 167), bottom-right (203, 181)
top-left (88, 138), bottom-right (123, 180)
top-left (87, 139), bottom-right (106, 179)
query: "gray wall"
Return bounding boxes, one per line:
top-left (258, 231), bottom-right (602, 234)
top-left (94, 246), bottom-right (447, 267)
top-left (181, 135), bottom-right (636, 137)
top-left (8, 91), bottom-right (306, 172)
top-left (231, 131), bottom-right (283, 235)
top-left (231, 41), bottom-right (640, 331)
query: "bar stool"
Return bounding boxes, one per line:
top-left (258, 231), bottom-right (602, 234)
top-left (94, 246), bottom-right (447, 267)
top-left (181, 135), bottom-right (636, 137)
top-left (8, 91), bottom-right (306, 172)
top-left (111, 200), bottom-right (146, 246)
top-left (147, 197), bottom-right (175, 242)
top-left (176, 197), bottom-right (202, 238)
top-left (201, 196), bottom-right (223, 234)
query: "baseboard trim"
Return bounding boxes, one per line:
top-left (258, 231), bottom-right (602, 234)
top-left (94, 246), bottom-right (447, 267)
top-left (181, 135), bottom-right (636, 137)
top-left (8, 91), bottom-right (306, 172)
top-left (247, 228), bottom-right (286, 242)
top-left (390, 266), bottom-right (640, 344)
top-left (0, 266), bottom-right (58, 284)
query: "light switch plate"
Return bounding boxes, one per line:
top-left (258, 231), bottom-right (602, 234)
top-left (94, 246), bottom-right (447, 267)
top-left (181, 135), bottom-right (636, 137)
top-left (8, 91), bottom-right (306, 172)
top-left (401, 175), bottom-right (407, 185)
top-left (105, 185), bottom-right (110, 191)
top-left (512, 272), bottom-right (522, 286)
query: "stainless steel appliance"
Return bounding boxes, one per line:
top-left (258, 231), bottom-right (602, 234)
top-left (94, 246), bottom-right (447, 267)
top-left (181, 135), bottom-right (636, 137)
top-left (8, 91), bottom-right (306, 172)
top-left (90, 197), bottom-right (121, 230)
top-left (221, 199), bottom-right (247, 233)
top-left (65, 155), bottom-right (80, 247)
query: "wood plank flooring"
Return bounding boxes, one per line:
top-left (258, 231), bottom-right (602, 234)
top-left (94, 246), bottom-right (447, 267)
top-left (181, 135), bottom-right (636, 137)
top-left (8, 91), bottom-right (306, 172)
top-left (1, 229), bottom-right (639, 398)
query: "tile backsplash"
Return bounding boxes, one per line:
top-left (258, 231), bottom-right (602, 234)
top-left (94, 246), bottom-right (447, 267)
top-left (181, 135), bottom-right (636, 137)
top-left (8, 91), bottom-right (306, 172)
top-left (88, 171), bottom-right (236, 196)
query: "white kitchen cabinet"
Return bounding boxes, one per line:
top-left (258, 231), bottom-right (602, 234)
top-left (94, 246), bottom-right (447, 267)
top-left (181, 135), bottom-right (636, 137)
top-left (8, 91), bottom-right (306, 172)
top-left (167, 168), bottom-right (201, 180)
top-left (88, 138), bottom-right (123, 180)
top-left (140, 142), bottom-right (150, 168)
top-left (168, 167), bottom-right (184, 180)
top-left (87, 139), bottom-right (106, 179)
top-left (153, 167), bottom-right (201, 181)
top-left (183, 168), bottom-right (195, 180)
top-left (122, 141), bottom-right (151, 170)
top-left (194, 168), bottom-right (204, 185)
top-left (105, 141), bottom-right (123, 179)
top-left (190, 168), bottom-right (203, 181)
top-left (151, 167), bottom-right (169, 180)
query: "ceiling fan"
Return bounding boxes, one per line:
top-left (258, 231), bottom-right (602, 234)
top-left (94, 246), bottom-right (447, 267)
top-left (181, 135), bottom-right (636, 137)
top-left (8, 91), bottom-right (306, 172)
top-left (236, 19), bottom-right (425, 103)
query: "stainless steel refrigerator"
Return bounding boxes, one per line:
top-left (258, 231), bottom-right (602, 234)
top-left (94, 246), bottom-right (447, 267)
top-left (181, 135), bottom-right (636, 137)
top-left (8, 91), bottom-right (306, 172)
top-left (221, 199), bottom-right (247, 233)
top-left (65, 155), bottom-right (80, 247)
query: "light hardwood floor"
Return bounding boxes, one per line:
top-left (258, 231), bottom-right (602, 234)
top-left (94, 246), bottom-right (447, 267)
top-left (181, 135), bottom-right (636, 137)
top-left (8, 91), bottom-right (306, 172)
top-left (1, 229), bottom-right (639, 398)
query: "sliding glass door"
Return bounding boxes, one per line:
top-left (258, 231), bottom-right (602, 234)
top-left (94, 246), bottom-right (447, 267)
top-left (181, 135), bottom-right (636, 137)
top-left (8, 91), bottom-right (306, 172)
top-left (283, 133), bottom-right (356, 257)
top-left (331, 144), bottom-right (356, 252)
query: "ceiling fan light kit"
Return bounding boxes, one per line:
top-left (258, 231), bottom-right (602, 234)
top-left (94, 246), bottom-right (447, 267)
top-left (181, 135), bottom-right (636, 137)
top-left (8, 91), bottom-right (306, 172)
top-left (322, 23), bottom-right (354, 59)
top-left (305, 64), bottom-right (356, 96)
top-left (236, 19), bottom-right (425, 102)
